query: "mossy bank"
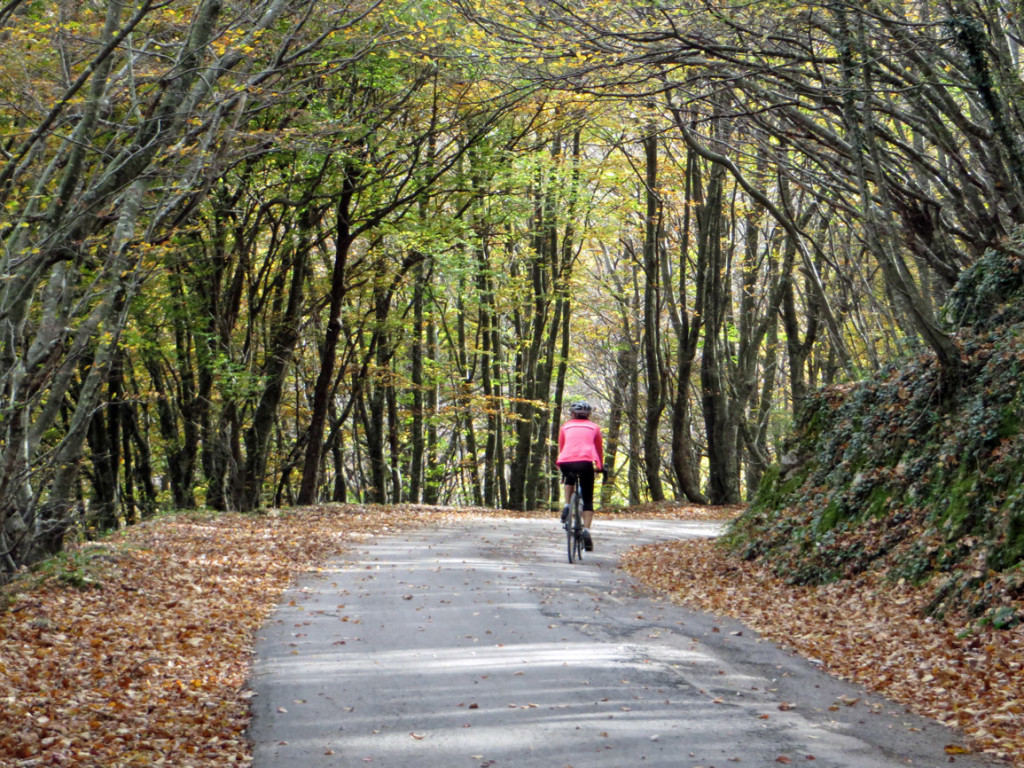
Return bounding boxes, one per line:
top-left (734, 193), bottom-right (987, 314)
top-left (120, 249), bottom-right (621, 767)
top-left (725, 241), bottom-right (1024, 626)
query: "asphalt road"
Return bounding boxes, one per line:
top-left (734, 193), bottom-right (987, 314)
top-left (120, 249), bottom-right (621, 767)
top-left (248, 517), bottom-right (997, 768)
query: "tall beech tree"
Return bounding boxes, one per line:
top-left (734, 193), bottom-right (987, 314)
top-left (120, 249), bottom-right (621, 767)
top-left (641, 129), bottom-right (667, 502)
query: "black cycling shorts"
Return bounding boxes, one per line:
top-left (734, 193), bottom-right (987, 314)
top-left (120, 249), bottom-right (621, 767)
top-left (559, 461), bottom-right (596, 512)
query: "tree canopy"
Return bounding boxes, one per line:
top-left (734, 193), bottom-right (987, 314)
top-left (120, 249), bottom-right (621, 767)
top-left (2, 0), bottom-right (1021, 578)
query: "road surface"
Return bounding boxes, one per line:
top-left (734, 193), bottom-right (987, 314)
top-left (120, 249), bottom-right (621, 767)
top-left (248, 517), bottom-right (996, 768)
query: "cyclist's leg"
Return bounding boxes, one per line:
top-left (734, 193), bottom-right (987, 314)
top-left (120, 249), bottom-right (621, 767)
top-left (560, 464), bottom-right (588, 505)
top-left (558, 465), bottom-right (576, 524)
top-left (580, 465), bottom-right (596, 527)
top-left (579, 466), bottom-right (596, 550)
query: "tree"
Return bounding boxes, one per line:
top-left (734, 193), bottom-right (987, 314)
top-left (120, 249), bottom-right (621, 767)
top-left (0, 0), bottom-right (443, 572)
top-left (0, 0), bottom-right (238, 569)
top-left (641, 128), bottom-right (667, 502)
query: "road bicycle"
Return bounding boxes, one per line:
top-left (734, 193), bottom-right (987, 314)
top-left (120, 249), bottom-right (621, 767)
top-left (563, 475), bottom-right (586, 564)
top-left (560, 469), bottom-right (608, 563)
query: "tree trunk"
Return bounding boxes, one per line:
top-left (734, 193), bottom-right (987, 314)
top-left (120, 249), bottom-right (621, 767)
top-left (698, 162), bottom-right (741, 505)
top-left (409, 261), bottom-right (427, 503)
top-left (36, 178), bottom-right (149, 554)
top-left (85, 358), bottom-right (123, 532)
top-left (601, 316), bottom-right (633, 508)
top-left (642, 130), bottom-right (666, 501)
top-left (362, 383), bottom-right (388, 503)
top-left (297, 169), bottom-right (357, 504)
top-left (834, 4), bottom-right (962, 382)
top-left (477, 240), bottom-right (502, 508)
top-left (423, 317), bottom-right (441, 505)
top-left (549, 297), bottom-right (571, 507)
top-left (669, 148), bottom-right (708, 504)
top-left (508, 181), bottom-right (549, 511)
top-left (237, 240), bottom-right (310, 512)
top-left (627, 273), bottom-right (643, 505)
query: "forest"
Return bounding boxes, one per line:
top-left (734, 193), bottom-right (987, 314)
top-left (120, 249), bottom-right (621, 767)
top-left (1, 0), bottom-right (1021, 579)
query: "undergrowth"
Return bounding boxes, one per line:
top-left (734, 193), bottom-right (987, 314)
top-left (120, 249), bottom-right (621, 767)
top-left (726, 234), bottom-right (1024, 625)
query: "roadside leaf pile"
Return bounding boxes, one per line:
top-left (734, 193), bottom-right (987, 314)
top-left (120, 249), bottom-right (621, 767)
top-left (623, 535), bottom-right (1024, 764)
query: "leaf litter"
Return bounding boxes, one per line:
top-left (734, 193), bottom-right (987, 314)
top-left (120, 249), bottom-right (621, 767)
top-left (3, 502), bottom-right (1016, 766)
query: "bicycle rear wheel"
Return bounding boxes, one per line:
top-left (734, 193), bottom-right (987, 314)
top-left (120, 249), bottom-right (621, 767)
top-left (572, 515), bottom-right (584, 563)
top-left (566, 493), bottom-right (581, 563)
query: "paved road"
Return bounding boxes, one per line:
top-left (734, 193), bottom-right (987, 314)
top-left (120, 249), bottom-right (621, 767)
top-left (248, 518), bottom-right (996, 768)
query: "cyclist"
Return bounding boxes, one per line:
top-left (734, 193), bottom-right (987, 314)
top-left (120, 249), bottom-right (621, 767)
top-left (556, 400), bottom-right (604, 551)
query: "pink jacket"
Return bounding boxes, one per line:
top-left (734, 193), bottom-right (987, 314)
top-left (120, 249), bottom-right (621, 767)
top-left (557, 418), bottom-right (604, 470)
